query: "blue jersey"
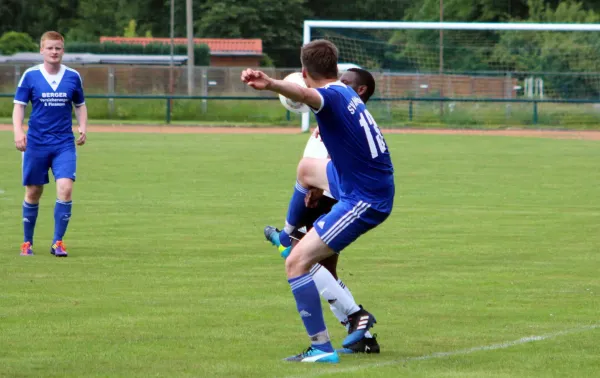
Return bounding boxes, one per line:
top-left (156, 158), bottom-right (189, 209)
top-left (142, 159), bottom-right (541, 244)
top-left (14, 64), bottom-right (85, 148)
top-left (313, 82), bottom-right (395, 213)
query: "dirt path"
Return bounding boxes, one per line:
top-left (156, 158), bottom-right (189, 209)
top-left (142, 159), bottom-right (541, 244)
top-left (1, 124), bottom-right (599, 140)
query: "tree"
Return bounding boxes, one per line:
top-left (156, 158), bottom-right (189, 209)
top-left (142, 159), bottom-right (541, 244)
top-left (306, 0), bottom-right (408, 21)
top-left (68, 0), bottom-right (135, 41)
top-left (16, 0), bottom-right (80, 41)
top-left (492, 0), bottom-right (600, 98)
top-left (134, 0), bottom-right (189, 38)
top-left (124, 20), bottom-right (138, 38)
top-left (1, 0), bottom-right (599, 72)
top-left (381, 0), bottom-right (516, 71)
top-left (195, 0), bottom-right (310, 66)
top-left (0, 31), bottom-right (38, 55)
top-left (0, 0), bottom-right (21, 36)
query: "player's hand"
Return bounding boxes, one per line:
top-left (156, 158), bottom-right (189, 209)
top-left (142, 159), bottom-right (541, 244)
top-left (76, 128), bottom-right (86, 146)
top-left (312, 127), bottom-right (320, 140)
top-left (305, 188), bottom-right (324, 208)
top-left (14, 129), bottom-right (27, 151)
top-left (241, 69), bottom-right (272, 90)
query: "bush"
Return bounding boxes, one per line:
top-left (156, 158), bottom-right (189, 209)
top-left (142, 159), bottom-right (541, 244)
top-left (260, 53), bottom-right (274, 67)
top-left (68, 42), bottom-right (101, 53)
top-left (0, 31), bottom-right (38, 55)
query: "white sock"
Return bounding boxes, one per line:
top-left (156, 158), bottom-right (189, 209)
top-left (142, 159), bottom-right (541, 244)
top-left (337, 279), bottom-right (355, 301)
top-left (283, 221), bottom-right (294, 234)
top-left (337, 278), bottom-right (373, 338)
top-left (310, 264), bottom-right (360, 324)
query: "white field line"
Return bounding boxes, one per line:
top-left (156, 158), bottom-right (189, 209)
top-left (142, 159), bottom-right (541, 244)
top-left (284, 324), bottom-right (600, 378)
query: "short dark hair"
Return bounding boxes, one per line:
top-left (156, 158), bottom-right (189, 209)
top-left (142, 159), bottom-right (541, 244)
top-left (348, 68), bottom-right (376, 102)
top-left (301, 39), bottom-right (339, 80)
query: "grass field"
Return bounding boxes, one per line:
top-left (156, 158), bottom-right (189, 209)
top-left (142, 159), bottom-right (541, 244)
top-left (1, 130), bottom-right (599, 377)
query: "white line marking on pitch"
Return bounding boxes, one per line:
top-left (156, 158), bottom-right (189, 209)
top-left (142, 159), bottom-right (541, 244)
top-left (284, 324), bottom-right (599, 378)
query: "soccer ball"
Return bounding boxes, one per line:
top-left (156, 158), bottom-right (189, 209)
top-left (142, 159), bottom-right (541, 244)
top-left (278, 72), bottom-right (310, 114)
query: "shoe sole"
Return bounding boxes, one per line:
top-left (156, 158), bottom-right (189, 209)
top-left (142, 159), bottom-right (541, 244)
top-left (342, 315), bottom-right (377, 347)
top-left (51, 249), bottom-right (68, 257)
top-left (284, 353), bottom-right (340, 363)
top-left (337, 341), bottom-right (381, 354)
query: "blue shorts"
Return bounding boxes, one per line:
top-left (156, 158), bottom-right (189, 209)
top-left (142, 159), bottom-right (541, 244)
top-left (319, 161), bottom-right (390, 253)
top-left (313, 200), bottom-right (389, 253)
top-left (22, 145), bottom-right (77, 186)
top-left (326, 161), bottom-right (341, 201)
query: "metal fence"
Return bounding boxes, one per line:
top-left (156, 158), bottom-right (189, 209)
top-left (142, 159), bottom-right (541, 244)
top-left (1, 64), bottom-right (523, 98)
top-left (2, 64), bottom-right (600, 128)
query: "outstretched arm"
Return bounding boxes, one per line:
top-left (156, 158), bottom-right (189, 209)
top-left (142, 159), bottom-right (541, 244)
top-left (241, 69), bottom-right (322, 110)
top-left (74, 104), bottom-right (87, 145)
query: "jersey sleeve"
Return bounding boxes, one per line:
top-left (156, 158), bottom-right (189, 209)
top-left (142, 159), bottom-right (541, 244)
top-left (13, 72), bottom-right (32, 105)
top-left (312, 87), bottom-right (339, 115)
top-left (72, 73), bottom-right (85, 107)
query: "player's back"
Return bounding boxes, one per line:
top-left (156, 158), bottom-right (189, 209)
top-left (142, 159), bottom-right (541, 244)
top-left (14, 64), bottom-right (85, 148)
top-left (313, 82), bottom-right (395, 213)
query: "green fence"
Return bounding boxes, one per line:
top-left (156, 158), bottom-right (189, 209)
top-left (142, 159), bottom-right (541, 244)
top-left (3, 93), bottom-right (600, 129)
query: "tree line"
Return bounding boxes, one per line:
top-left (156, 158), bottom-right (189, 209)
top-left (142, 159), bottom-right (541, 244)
top-left (1, 0), bottom-right (599, 72)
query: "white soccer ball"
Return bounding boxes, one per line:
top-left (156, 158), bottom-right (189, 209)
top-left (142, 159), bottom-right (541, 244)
top-left (278, 72), bottom-right (310, 114)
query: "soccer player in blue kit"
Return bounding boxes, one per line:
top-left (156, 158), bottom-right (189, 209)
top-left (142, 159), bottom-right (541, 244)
top-left (241, 39), bottom-right (395, 363)
top-left (13, 31), bottom-right (87, 257)
top-left (266, 68), bottom-right (382, 355)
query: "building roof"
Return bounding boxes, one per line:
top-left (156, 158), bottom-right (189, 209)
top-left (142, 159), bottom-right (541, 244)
top-left (100, 37), bottom-right (263, 56)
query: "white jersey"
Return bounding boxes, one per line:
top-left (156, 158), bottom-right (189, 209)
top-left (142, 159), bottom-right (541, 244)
top-left (302, 131), bottom-right (334, 199)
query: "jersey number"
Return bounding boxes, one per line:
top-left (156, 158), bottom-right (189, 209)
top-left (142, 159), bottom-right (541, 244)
top-left (359, 110), bottom-right (386, 158)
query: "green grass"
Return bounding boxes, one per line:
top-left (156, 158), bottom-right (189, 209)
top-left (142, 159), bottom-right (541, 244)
top-left (0, 131), bottom-right (599, 377)
top-left (0, 97), bottom-right (304, 126)
top-left (0, 117), bottom-right (296, 127)
top-left (3, 96), bottom-right (600, 129)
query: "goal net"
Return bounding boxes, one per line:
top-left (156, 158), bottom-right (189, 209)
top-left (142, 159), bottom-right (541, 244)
top-left (301, 21), bottom-right (600, 130)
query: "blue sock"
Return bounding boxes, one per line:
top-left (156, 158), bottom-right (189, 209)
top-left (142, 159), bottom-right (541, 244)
top-left (22, 201), bottom-right (39, 245)
top-left (279, 230), bottom-right (292, 248)
top-left (289, 273), bottom-right (334, 353)
top-left (279, 181), bottom-right (309, 248)
top-left (53, 199), bottom-right (72, 243)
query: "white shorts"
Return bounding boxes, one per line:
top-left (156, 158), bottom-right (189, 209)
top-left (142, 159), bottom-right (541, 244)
top-left (302, 133), bottom-right (333, 199)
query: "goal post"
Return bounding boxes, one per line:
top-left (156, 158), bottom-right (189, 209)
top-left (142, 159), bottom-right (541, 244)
top-left (300, 20), bottom-right (600, 132)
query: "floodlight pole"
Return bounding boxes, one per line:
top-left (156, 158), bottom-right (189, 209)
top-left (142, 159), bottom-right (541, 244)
top-left (169, 0), bottom-right (175, 96)
top-left (301, 23), bottom-right (312, 133)
top-left (186, 0), bottom-right (195, 95)
top-left (439, 0), bottom-right (444, 117)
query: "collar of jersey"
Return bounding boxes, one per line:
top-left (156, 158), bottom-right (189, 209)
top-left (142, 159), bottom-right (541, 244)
top-left (322, 80), bottom-right (346, 89)
top-left (40, 64), bottom-right (66, 78)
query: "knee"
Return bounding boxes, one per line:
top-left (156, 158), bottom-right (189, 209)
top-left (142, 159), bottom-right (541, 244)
top-left (25, 186), bottom-right (43, 203)
top-left (285, 249), bottom-right (311, 278)
top-left (57, 180), bottom-right (73, 201)
top-left (285, 254), bottom-right (297, 277)
top-left (296, 158), bottom-right (312, 186)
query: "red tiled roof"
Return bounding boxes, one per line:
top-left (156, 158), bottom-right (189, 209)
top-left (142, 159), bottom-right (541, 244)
top-left (100, 37), bottom-right (262, 54)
